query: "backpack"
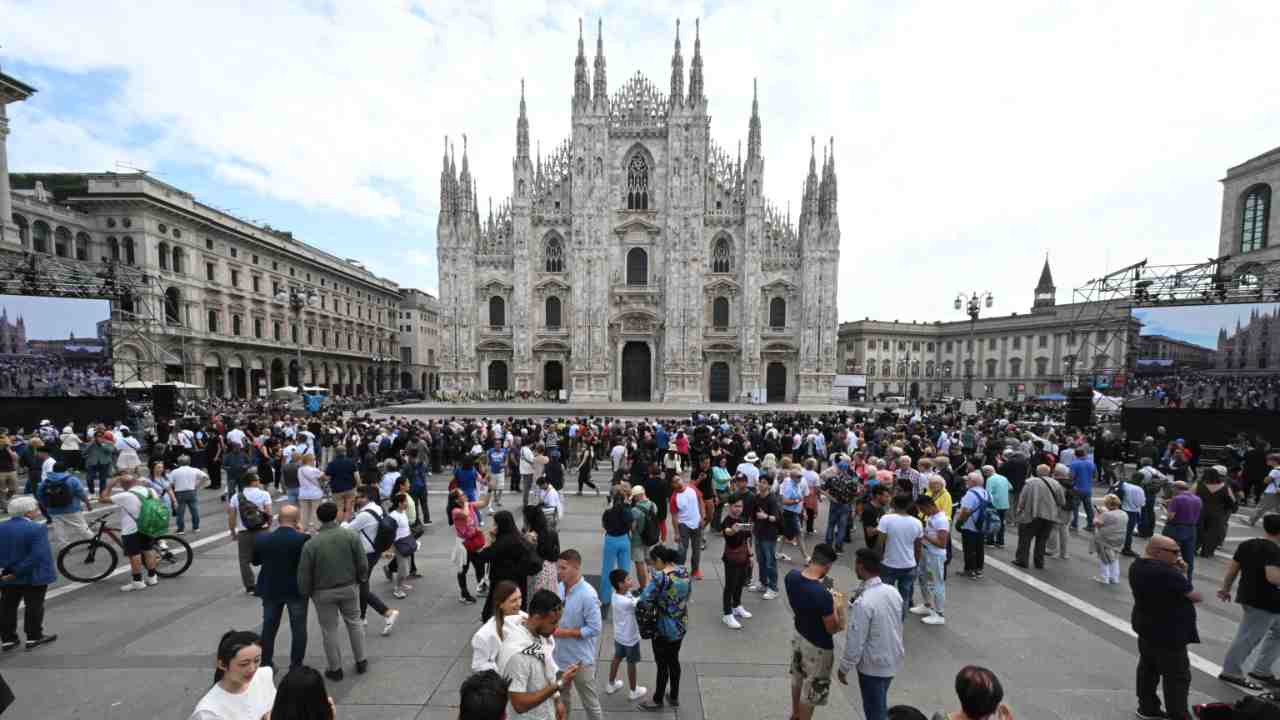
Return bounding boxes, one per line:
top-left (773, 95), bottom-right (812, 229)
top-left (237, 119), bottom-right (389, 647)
top-left (238, 491), bottom-right (269, 531)
top-left (360, 508), bottom-right (398, 554)
top-left (639, 504), bottom-right (660, 547)
top-left (43, 475), bottom-right (73, 508)
top-left (968, 488), bottom-right (994, 533)
top-left (134, 487), bottom-right (171, 538)
top-left (636, 596), bottom-right (660, 639)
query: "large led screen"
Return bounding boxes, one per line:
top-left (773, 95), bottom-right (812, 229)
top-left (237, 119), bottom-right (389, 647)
top-left (0, 295), bottom-right (113, 397)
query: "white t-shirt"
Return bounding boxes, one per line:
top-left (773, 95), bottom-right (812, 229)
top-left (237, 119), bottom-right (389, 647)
top-left (1266, 468), bottom-right (1280, 494)
top-left (540, 486), bottom-right (562, 518)
top-left (188, 665), bottom-right (275, 720)
top-left (169, 466), bottom-right (207, 493)
top-left (611, 445), bottom-right (626, 470)
top-left (226, 428), bottom-right (246, 447)
top-left (229, 487), bottom-right (273, 532)
top-left (923, 511), bottom-right (949, 558)
top-left (674, 487), bottom-right (701, 529)
top-left (736, 462), bottom-right (761, 485)
top-left (111, 486), bottom-right (157, 536)
top-left (877, 513), bottom-right (924, 570)
top-left (41, 456), bottom-right (56, 482)
top-left (389, 509), bottom-right (412, 541)
top-left (520, 445), bottom-right (537, 475)
top-left (297, 465), bottom-right (325, 500)
top-left (612, 592), bottom-right (641, 647)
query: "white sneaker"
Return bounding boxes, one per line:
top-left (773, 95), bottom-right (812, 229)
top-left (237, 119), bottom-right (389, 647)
top-left (778, 552), bottom-right (792, 562)
top-left (1092, 576), bottom-right (1110, 585)
top-left (762, 589), bottom-right (778, 600)
top-left (723, 614), bottom-right (743, 629)
top-left (908, 604), bottom-right (932, 616)
top-left (144, 575), bottom-right (158, 587)
top-left (746, 581), bottom-right (763, 592)
top-left (732, 606), bottom-right (752, 619)
top-left (606, 680), bottom-right (625, 695)
top-left (121, 580), bottom-right (146, 592)
top-left (921, 613), bottom-right (947, 626)
top-left (382, 609), bottom-right (399, 636)
top-left (628, 686), bottom-right (648, 701)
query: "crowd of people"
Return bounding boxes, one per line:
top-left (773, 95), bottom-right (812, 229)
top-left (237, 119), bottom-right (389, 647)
top-left (0, 354), bottom-right (113, 397)
top-left (1129, 372), bottom-right (1280, 411)
top-left (1, 397), bottom-right (1278, 719)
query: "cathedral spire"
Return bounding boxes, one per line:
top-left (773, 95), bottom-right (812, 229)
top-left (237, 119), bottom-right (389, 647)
top-left (670, 19), bottom-right (684, 108)
top-left (592, 18), bottom-right (607, 107)
top-left (459, 134), bottom-right (472, 216)
top-left (516, 79), bottom-right (530, 162)
top-left (573, 18), bottom-right (590, 109)
top-left (687, 18), bottom-right (704, 106)
top-left (440, 135), bottom-right (453, 220)
top-left (747, 78), bottom-right (761, 163)
top-left (827, 136), bottom-right (838, 218)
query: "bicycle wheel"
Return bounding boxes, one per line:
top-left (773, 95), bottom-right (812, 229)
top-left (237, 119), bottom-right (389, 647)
top-left (152, 534), bottom-right (194, 578)
top-left (58, 539), bottom-right (118, 583)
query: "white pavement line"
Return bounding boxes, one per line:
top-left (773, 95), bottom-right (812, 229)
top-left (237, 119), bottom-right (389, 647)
top-left (47, 528), bottom-right (233, 601)
top-left (984, 556), bottom-right (1230, 683)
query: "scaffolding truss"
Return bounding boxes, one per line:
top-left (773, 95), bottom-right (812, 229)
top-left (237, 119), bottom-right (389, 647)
top-left (0, 247), bottom-right (190, 388)
top-left (1067, 255), bottom-right (1280, 388)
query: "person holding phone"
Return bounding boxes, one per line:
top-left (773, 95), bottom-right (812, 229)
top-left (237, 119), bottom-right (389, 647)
top-left (719, 496), bottom-right (754, 629)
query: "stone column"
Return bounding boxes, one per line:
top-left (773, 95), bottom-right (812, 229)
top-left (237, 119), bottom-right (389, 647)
top-left (0, 105), bottom-right (15, 248)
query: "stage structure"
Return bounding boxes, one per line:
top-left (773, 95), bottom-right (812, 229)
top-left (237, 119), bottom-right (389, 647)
top-left (0, 247), bottom-right (184, 388)
top-left (1067, 256), bottom-right (1280, 388)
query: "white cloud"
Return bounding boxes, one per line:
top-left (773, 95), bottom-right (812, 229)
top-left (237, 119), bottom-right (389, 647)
top-left (3, 1), bottom-right (1280, 323)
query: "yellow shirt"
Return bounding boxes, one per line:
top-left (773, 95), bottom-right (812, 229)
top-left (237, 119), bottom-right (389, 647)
top-left (919, 488), bottom-right (953, 522)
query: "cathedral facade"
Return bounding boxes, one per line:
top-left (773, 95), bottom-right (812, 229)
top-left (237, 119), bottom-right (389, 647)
top-left (1215, 306), bottom-right (1279, 372)
top-left (0, 308), bottom-right (28, 355)
top-left (436, 19), bottom-right (841, 403)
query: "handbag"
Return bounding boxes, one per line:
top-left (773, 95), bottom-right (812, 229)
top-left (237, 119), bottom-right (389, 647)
top-left (393, 535), bottom-right (418, 556)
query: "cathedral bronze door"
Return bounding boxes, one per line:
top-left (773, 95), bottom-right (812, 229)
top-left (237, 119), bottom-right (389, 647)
top-left (709, 362), bottom-right (730, 402)
top-left (621, 342), bottom-right (651, 401)
top-left (766, 362), bottom-right (787, 403)
top-left (488, 360), bottom-right (509, 392)
top-left (544, 361), bottom-right (564, 394)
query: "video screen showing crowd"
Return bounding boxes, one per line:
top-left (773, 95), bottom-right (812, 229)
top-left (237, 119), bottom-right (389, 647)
top-left (0, 296), bottom-right (114, 398)
top-left (1128, 302), bottom-right (1280, 411)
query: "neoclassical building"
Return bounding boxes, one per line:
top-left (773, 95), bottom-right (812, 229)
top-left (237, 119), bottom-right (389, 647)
top-left (838, 260), bottom-right (1138, 401)
top-left (397, 288), bottom-right (443, 393)
top-left (436, 19), bottom-right (841, 403)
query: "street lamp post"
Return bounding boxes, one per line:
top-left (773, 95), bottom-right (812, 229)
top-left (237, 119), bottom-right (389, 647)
top-left (275, 286), bottom-right (318, 390)
top-left (954, 290), bottom-right (993, 400)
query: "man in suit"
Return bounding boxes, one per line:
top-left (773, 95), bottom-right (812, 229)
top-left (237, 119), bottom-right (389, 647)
top-left (252, 504), bottom-right (309, 669)
top-left (0, 496), bottom-right (58, 651)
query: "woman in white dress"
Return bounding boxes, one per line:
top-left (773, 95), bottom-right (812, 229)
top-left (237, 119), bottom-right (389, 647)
top-left (188, 630), bottom-right (275, 720)
top-left (296, 453), bottom-right (326, 533)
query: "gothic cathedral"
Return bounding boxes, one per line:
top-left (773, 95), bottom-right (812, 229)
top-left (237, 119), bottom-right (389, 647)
top-left (436, 19), bottom-right (840, 403)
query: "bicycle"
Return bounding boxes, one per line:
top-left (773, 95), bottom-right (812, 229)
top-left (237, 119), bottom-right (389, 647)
top-left (57, 516), bottom-right (194, 583)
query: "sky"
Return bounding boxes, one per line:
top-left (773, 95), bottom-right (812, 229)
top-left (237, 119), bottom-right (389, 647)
top-left (4, 1), bottom-right (1280, 323)
top-left (1133, 303), bottom-right (1279, 350)
top-left (0, 295), bottom-right (110, 340)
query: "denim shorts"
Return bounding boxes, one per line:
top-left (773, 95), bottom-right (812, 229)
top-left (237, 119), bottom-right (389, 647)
top-left (783, 511), bottom-right (802, 540)
top-left (614, 641), bottom-right (641, 664)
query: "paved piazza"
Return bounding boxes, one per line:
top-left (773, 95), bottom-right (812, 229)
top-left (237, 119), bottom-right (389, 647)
top-left (0, 450), bottom-right (1260, 719)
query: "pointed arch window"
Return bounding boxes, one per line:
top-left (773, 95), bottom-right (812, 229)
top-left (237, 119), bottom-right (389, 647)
top-left (626, 154), bottom-right (649, 210)
top-left (544, 234), bottom-right (565, 273)
top-left (1241, 184), bottom-right (1271, 253)
top-left (711, 235), bottom-right (733, 273)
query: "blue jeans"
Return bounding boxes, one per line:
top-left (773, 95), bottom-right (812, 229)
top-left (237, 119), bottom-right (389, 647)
top-left (1123, 510), bottom-right (1140, 551)
top-left (880, 565), bottom-right (915, 620)
top-left (85, 464), bottom-right (111, 494)
top-left (601, 533), bottom-right (631, 606)
top-left (1222, 605), bottom-right (1280, 677)
top-left (754, 536), bottom-right (778, 591)
top-left (261, 597), bottom-right (308, 669)
top-left (1071, 492), bottom-right (1095, 529)
top-left (174, 490), bottom-right (199, 532)
top-left (825, 503), bottom-right (851, 552)
top-left (857, 672), bottom-right (893, 720)
top-left (1163, 524), bottom-right (1197, 584)
top-left (286, 489), bottom-right (300, 506)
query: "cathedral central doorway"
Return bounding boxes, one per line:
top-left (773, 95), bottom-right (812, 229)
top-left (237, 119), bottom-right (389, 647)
top-left (621, 342), bottom-right (651, 401)
top-left (708, 362), bottom-right (730, 402)
top-left (488, 360), bottom-right (509, 392)
top-left (766, 362), bottom-right (787, 403)
top-left (544, 361), bottom-right (564, 394)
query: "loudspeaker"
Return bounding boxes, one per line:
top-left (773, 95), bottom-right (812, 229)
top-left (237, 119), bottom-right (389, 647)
top-left (1066, 387), bottom-right (1092, 428)
top-left (153, 384), bottom-right (178, 421)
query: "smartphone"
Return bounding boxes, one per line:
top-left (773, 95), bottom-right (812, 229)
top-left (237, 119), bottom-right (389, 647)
top-left (735, 522), bottom-right (752, 531)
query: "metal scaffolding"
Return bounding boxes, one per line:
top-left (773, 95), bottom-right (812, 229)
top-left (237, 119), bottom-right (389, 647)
top-left (1067, 255), bottom-right (1280, 387)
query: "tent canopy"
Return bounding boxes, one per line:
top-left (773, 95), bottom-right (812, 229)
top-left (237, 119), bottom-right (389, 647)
top-left (1036, 393), bottom-right (1068, 401)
